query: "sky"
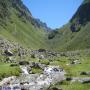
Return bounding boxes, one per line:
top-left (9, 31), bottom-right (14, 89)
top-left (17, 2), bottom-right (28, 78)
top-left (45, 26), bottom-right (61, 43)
top-left (22, 0), bottom-right (83, 29)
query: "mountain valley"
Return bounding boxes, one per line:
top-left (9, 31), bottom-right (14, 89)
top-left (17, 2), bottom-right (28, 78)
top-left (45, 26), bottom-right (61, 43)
top-left (0, 0), bottom-right (90, 90)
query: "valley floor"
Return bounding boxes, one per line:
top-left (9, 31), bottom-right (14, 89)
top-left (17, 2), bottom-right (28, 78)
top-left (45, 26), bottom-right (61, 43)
top-left (0, 48), bottom-right (90, 90)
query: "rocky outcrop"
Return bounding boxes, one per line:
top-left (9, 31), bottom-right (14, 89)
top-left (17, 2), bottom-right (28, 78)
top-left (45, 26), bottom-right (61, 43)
top-left (4, 49), bottom-right (13, 56)
top-left (5, 57), bottom-right (16, 63)
top-left (71, 77), bottom-right (90, 84)
top-left (80, 71), bottom-right (90, 75)
top-left (0, 66), bottom-right (66, 90)
top-left (0, 76), bottom-right (16, 86)
top-left (79, 78), bottom-right (90, 83)
top-left (48, 87), bottom-right (62, 90)
top-left (30, 62), bottom-right (46, 70)
top-left (19, 61), bottom-right (29, 65)
top-left (20, 66), bottom-right (29, 75)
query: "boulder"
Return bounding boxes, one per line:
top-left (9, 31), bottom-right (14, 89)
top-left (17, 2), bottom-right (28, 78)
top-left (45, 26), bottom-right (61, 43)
top-left (66, 77), bottom-right (72, 81)
top-left (39, 55), bottom-right (45, 59)
top-left (5, 57), bottom-right (15, 63)
top-left (70, 60), bottom-right (81, 65)
top-left (29, 62), bottom-right (46, 70)
top-left (71, 77), bottom-right (90, 84)
top-left (79, 78), bottom-right (90, 83)
top-left (31, 62), bottom-right (40, 68)
top-left (19, 61), bottom-right (29, 65)
top-left (4, 49), bottom-right (13, 56)
top-left (10, 63), bottom-right (19, 67)
top-left (80, 71), bottom-right (90, 75)
top-left (31, 54), bottom-right (36, 58)
top-left (38, 63), bottom-right (46, 70)
top-left (21, 85), bottom-right (29, 90)
top-left (38, 49), bottom-right (46, 52)
top-left (27, 66), bottom-right (32, 74)
top-left (49, 87), bottom-right (62, 90)
top-left (44, 66), bottom-right (64, 75)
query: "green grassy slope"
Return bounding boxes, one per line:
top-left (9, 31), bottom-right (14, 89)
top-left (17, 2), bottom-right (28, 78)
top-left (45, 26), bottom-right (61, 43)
top-left (0, 0), bottom-right (90, 51)
top-left (0, 62), bottom-right (21, 80)
top-left (0, 0), bottom-right (48, 49)
top-left (48, 0), bottom-right (90, 51)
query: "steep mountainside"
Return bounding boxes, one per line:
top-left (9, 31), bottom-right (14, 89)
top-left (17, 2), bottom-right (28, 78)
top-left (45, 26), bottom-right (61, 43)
top-left (48, 0), bottom-right (90, 51)
top-left (0, 0), bottom-right (90, 51)
top-left (0, 0), bottom-right (48, 49)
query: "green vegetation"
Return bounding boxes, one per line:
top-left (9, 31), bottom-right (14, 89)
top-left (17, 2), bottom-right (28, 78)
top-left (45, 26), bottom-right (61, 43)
top-left (0, 0), bottom-right (90, 51)
top-left (0, 0), bottom-right (48, 50)
top-left (0, 63), bottom-right (21, 80)
top-left (48, 0), bottom-right (90, 51)
top-left (45, 54), bottom-right (90, 90)
top-left (48, 22), bottom-right (90, 51)
top-left (49, 55), bottom-right (90, 77)
top-left (49, 81), bottom-right (90, 90)
top-left (0, 0), bottom-right (90, 89)
top-left (32, 67), bottom-right (43, 74)
top-left (40, 59), bottom-right (50, 65)
top-left (48, 30), bottom-right (59, 39)
top-left (83, 0), bottom-right (90, 4)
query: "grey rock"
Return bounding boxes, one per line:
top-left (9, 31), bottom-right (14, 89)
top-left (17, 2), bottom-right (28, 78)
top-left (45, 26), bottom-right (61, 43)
top-left (38, 63), bottom-right (46, 70)
top-left (70, 60), bottom-right (81, 65)
top-left (21, 85), bottom-right (29, 90)
top-left (5, 57), bottom-right (16, 63)
top-left (19, 61), bottom-right (29, 65)
top-left (48, 87), bottom-right (62, 90)
top-left (38, 49), bottom-right (46, 52)
top-left (30, 62), bottom-right (46, 70)
top-left (80, 71), bottom-right (90, 75)
top-left (71, 77), bottom-right (90, 84)
top-left (4, 49), bottom-right (13, 56)
top-left (79, 78), bottom-right (90, 83)
top-left (39, 55), bottom-right (45, 59)
top-left (66, 77), bottom-right (72, 81)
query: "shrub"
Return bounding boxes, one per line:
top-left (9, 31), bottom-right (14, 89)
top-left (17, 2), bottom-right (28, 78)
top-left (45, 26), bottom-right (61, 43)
top-left (48, 31), bottom-right (59, 39)
top-left (40, 60), bottom-right (50, 65)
